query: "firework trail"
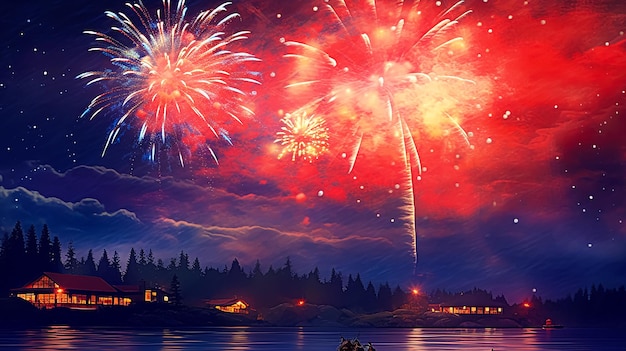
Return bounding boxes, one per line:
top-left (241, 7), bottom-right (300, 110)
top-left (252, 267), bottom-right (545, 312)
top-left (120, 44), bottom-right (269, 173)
top-left (77, 0), bottom-right (261, 166)
top-left (275, 110), bottom-right (329, 162)
top-left (283, 0), bottom-right (475, 264)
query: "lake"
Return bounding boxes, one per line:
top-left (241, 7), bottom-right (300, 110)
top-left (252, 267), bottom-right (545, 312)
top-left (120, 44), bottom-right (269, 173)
top-left (0, 326), bottom-right (623, 350)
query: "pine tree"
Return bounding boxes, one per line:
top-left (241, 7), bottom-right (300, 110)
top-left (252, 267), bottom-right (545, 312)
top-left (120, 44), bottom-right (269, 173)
top-left (178, 251), bottom-right (189, 271)
top-left (147, 249), bottom-right (155, 266)
top-left (249, 260), bottom-right (264, 305)
top-left (38, 224), bottom-right (52, 270)
top-left (364, 281), bottom-right (378, 312)
top-left (277, 257), bottom-right (296, 298)
top-left (377, 282), bottom-right (393, 311)
top-left (0, 233), bottom-right (9, 294)
top-left (64, 241), bottom-right (79, 274)
top-left (280, 257), bottom-right (294, 279)
top-left (228, 258), bottom-right (244, 277)
top-left (304, 267), bottom-right (323, 304)
top-left (138, 249), bottom-right (147, 265)
top-left (110, 251), bottom-right (123, 284)
top-left (170, 274), bottom-right (182, 306)
top-left (0, 233), bottom-right (8, 259)
top-left (123, 248), bottom-right (141, 284)
top-left (83, 249), bottom-right (97, 276)
top-left (191, 257), bottom-right (202, 275)
top-left (227, 258), bottom-right (247, 294)
top-left (96, 249), bottom-right (111, 279)
top-left (51, 236), bottom-right (63, 272)
top-left (8, 221), bottom-right (26, 263)
top-left (24, 225), bottom-right (39, 277)
top-left (167, 257), bottom-right (177, 271)
top-left (330, 268), bottom-right (343, 288)
top-left (142, 249), bottom-right (157, 285)
top-left (3, 222), bottom-right (26, 291)
top-left (157, 259), bottom-right (165, 271)
top-left (328, 268), bottom-right (344, 306)
top-left (345, 274), bottom-right (367, 310)
top-left (252, 260), bottom-right (263, 280)
top-left (25, 225), bottom-right (38, 260)
top-left (391, 285), bottom-right (407, 310)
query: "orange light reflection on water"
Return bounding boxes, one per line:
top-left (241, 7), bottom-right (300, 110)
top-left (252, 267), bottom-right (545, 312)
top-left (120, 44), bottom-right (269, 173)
top-left (402, 328), bottom-right (546, 351)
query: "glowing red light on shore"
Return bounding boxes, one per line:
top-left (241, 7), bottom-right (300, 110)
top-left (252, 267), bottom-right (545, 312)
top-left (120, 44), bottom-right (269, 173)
top-left (523, 302), bottom-right (531, 308)
top-left (297, 299), bottom-right (305, 306)
top-left (412, 289), bottom-right (419, 295)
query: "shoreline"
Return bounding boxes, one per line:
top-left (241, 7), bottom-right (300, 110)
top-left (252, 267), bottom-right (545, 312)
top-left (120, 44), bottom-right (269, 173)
top-left (1, 297), bottom-right (600, 329)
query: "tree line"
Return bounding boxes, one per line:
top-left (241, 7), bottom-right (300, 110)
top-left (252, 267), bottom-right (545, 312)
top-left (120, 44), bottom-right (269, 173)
top-left (0, 221), bottom-right (413, 311)
top-left (510, 285), bottom-right (626, 326)
top-left (4, 220), bottom-right (623, 322)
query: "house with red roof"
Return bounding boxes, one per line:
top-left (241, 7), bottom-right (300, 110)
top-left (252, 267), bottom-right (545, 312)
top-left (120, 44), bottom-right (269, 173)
top-left (11, 272), bottom-right (168, 310)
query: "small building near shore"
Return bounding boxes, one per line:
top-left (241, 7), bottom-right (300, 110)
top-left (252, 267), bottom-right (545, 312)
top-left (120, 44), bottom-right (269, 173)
top-left (205, 297), bottom-right (250, 314)
top-left (11, 272), bottom-right (168, 310)
top-left (436, 294), bottom-right (507, 315)
top-left (114, 284), bottom-right (170, 304)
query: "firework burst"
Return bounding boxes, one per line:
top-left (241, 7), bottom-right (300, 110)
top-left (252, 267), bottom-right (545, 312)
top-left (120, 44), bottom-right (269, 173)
top-left (283, 0), bottom-right (476, 264)
top-left (275, 110), bottom-right (330, 162)
top-left (77, 0), bottom-right (261, 166)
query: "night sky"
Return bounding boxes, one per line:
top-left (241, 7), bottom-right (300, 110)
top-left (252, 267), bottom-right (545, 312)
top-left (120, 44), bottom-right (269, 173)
top-left (1, 0), bottom-right (625, 303)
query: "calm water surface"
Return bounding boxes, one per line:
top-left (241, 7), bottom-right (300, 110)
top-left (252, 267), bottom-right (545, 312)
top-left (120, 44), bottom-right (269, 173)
top-left (0, 326), bottom-right (623, 350)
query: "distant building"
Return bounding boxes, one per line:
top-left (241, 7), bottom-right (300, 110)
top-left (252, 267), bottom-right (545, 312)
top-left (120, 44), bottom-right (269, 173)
top-left (435, 294), bottom-right (507, 315)
top-left (114, 284), bottom-right (170, 304)
top-left (205, 297), bottom-right (250, 314)
top-left (11, 272), bottom-right (168, 310)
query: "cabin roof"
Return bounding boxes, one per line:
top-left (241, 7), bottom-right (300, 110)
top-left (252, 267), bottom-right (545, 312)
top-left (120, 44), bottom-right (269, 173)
top-left (112, 285), bottom-right (141, 293)
top-left (205, 298), bottom-right (248, 307)
top-left (32, 272), bottom-right (118, 293)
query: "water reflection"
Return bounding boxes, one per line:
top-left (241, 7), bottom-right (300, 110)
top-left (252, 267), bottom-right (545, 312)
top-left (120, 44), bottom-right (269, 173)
top-left (401, 327), bottom-right (568, 351)
top-left (228, 327), bottom-right (251, 351)
top-left (1, 326), bottom-right (624, 351)
top-left (406, 328), bottom-right (427, 350)
top-left (295, 326), bottom-right (305, 350)
top-left (161, 328), bottom-right (185, 350)
top-left (24, 325), bottom-right (73, 350)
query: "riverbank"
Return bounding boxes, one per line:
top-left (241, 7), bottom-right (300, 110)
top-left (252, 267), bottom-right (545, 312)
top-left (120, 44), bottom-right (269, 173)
top-left (0, 298), bottom-right (537, 328)
top-left (0, 297), bottom-right (266, 328)
top-left (261, 303), bottom-right (525, 328)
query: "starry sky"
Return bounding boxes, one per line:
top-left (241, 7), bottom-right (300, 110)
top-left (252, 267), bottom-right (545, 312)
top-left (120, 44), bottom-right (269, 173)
top-left (1, 0), bottom-right (625, 303)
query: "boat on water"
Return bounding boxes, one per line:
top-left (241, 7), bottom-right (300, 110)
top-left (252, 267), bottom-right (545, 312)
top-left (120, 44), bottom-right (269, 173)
top-left (542, 318), bottom-right (564, 329)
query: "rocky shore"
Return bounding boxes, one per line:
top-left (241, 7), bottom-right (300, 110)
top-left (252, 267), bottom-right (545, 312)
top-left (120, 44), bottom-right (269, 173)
top-left (0, 297), bottom-right (266, 328)
top-left (0, 298), bottom-right (532, 328)
top-left (261, 303), bottom-right (525, 328)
